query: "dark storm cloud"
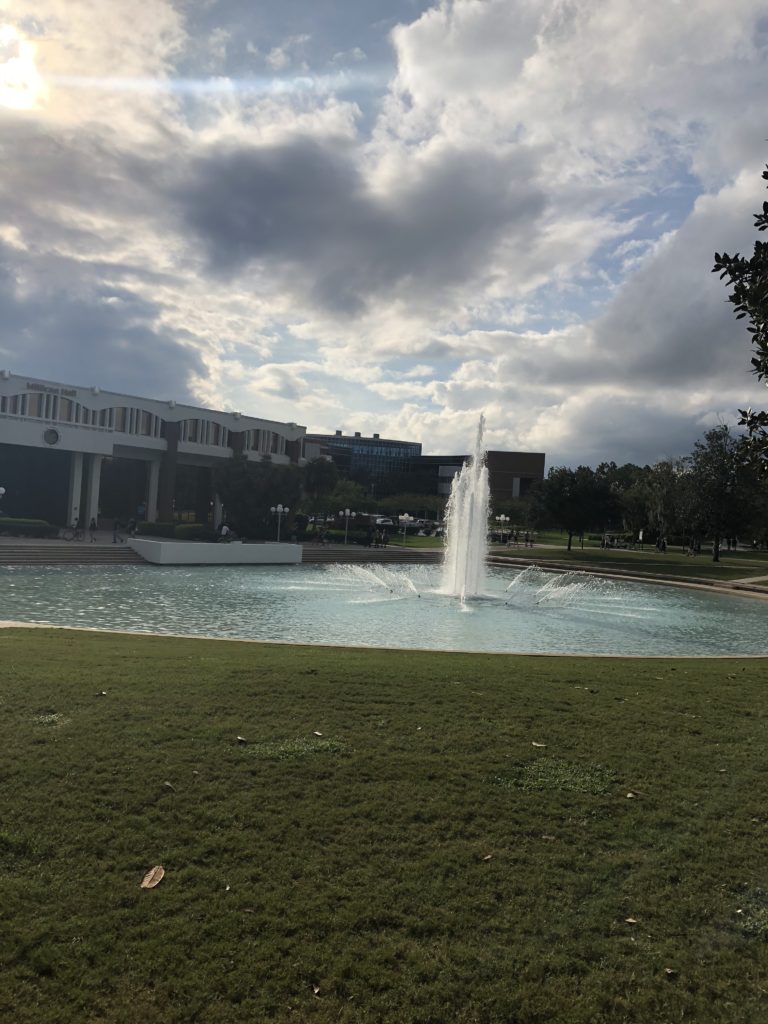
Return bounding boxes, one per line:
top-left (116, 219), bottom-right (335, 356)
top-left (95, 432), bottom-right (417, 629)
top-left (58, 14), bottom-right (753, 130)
top-left (548, 396), bottom-right (723, 469)
top-left (0, 116), bottom-right (202, 398)
top-left (0, 119), bottom-right (161, 227)
top-left (0, 244), bottom-right (203, 399)
top-left (173, 136), bottom-right (546, 315)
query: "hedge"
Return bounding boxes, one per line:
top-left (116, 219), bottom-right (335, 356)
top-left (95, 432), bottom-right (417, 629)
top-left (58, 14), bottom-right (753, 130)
top-left (0, 517), bottom-right (59, 538)
top-left (136, 521), bottom-right (176, 538)
top-left (174, 523), bottom-right (217, 542)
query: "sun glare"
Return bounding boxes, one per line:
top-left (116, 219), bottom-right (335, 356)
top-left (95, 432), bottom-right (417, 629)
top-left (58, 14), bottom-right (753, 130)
top-left (0, 23), bottom-right (47, 110)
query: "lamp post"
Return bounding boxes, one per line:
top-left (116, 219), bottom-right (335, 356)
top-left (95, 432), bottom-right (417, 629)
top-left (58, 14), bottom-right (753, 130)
top-left (270, 503), bottom-right (289, 542)
top-left (400, 512), bottom-right (414, 545)
top-left (339, 508), bottom-right (356, 544)
top-left (495, 513), bottom-right (509, 544)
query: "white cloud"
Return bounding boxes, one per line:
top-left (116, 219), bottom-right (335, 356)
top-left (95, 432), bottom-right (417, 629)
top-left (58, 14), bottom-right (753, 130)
top-left (265, 33), bottom-right (311, 71)
top-left (1, 0), bottom-right (766, 469)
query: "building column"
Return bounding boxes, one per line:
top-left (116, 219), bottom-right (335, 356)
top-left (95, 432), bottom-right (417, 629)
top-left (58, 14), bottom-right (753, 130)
top-left (512, 477), bottom-right (521, 499)
top-left (85, 455), bottom-right (103, 526)
top-left (213, 493), bottom-right (223, 530)
top-left (158, 421), bottom-right (179, 522)
top-left (67, 452), bottom-right (84, 527)
top-left (147, 458), bottom-right (161, 524)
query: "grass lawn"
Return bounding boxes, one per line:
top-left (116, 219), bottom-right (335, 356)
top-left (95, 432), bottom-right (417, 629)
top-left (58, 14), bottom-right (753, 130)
top-left (2, 628), bottom-right (768, 1023)
top-left (493, 544), bottom-right (768, 585)
top-left (390, 534), bottom-right (445, 549)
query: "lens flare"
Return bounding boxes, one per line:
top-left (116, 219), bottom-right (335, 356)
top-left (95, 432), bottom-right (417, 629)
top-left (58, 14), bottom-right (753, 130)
top-left (0, 23), bottom-right (47, 111)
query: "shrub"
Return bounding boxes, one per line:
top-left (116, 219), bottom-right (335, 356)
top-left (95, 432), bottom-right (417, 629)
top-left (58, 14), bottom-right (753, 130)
top-left (0, 517), bottom-right (59, 538)
top-left (174, 523), bottom-right (217, 542)
top-left (136, 521), bottom-right (176, 538)
top-left (322, 528), bottom-right (372, 545)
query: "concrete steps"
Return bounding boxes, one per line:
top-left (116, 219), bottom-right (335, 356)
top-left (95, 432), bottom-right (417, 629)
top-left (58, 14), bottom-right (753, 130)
top-left (0, 543), bottom-right (146, 566)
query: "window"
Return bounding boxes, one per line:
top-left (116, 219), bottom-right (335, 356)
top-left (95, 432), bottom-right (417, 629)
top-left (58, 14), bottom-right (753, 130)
top-left (26, 393), bottom-right (44, 417)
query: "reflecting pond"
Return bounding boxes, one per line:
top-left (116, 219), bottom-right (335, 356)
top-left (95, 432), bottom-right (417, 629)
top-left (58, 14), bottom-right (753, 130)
top-left (1, 562), bottom-right (767, 656)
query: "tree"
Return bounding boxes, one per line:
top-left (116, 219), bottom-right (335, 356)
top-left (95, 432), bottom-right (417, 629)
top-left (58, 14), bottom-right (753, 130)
top-left (214, 455), bottom-right (302, 538)
top-left (594, 462), bottom-right (645, 536)
top-left (644, 459), bottom-right (683, 541)
top-left (713, 164), bottom-right (768, 473)
top-left (377, 493), bottom-right (445, 521)
top-left (536, 466), bottom-right (610, 550)
top-left (685, 426), bottom-right (757, 560)
top-left (325, 480), bottom-right (368, 512)
top-left (303, 457), bottom-right (338, 505)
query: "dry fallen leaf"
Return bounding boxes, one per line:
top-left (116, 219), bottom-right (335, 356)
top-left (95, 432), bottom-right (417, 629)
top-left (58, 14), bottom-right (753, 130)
top-left (313, 731), bottom-right (323, 737)
top-left (140, 865), bottom-right (165, 889)
top-left (482, 854), bottom-right (493, 861)
top-left (625, 917), bottom-right (637, 924)
top-left (664, 967), bottom-right (677, 977)
top-left (237, 736), bottom-right (247, 744)
top-left (532, 741), bottom-right (546, 748)
top-left (163, 781), bottom-right (176, 791)
top-left (312, 984), bottom-right (321, 996)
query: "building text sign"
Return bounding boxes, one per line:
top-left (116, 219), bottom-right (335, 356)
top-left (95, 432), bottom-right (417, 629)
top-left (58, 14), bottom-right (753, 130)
top-left (26, 382), bottom-right (77, 397)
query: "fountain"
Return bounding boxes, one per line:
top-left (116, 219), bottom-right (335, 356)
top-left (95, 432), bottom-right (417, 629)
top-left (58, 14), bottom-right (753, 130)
top-left (441, 414), bottom-right (490, 599)
top-left (1, 418), bottom-right (766, 656)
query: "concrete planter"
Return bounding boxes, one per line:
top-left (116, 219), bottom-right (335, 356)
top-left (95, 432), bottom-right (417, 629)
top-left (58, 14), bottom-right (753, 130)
top-left (128, 538), bottom-right (302, 565)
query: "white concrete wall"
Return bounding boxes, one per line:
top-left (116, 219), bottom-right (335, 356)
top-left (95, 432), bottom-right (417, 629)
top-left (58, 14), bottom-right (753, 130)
top-left (0, 415), bottom-right (115, 454)
top-left (129, 538), bottom-right (302, 565)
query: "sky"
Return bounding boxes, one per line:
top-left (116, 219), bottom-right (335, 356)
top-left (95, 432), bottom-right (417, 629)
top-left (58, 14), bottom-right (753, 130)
top-left (1, 0), bottom-right (767, 467)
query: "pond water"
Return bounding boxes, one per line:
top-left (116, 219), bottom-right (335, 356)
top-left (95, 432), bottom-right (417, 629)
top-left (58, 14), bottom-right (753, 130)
top-left (1, 562), bottom-right (766, 656)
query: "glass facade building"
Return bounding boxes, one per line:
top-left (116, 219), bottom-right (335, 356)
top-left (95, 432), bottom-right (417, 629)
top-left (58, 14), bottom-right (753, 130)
top-left (305, 431), bottom-right (422, 481)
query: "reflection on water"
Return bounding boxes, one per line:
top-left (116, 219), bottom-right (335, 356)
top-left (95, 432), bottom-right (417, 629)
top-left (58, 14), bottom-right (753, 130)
top-left (1, 562), bottom-right (766, 656)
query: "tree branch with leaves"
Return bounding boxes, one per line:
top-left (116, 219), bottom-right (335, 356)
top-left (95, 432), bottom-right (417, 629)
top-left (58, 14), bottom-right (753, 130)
top-left (713, 164), bottom-right (768, 472)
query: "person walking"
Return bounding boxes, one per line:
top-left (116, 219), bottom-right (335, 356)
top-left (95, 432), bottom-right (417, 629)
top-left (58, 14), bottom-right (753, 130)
top-left (89, 517), bottom-right (97, 542)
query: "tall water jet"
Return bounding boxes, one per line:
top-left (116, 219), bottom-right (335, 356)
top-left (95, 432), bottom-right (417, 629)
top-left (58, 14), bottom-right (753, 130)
top-left (441, 414), bottom-right (490, 598)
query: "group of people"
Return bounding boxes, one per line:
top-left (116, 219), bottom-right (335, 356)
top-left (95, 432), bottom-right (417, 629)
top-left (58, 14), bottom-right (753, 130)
top-left (70, 516), bottom-right (138, 543)
top-left (365, 528), bottom-right (389, 548)
top-left (505, 530), bottom-right (535, 548)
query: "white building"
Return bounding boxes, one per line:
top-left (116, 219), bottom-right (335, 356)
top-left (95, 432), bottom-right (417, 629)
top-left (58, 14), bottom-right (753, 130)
top-left (0, 371), bottom-right (307, 527)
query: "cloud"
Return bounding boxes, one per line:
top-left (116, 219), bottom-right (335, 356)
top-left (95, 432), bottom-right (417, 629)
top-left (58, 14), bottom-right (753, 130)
top-left (173, 135), bottom-right (546, 317)
top-left (265, 34), bottom-right (310, 71)
top-left (1, 0), bottom-right (767, 473)
top-left (0, 243), bottom-right (204, 398)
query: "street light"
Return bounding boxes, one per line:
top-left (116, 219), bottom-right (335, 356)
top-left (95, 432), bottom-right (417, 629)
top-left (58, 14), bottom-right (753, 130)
top-left (495, 513), bottom-right (509, 544)
top-left (339, 508), bottom-right (356, 544)
top-left (270, 503), bottom-right (289, 542)
top-left (400, 512), bottom-right (414, 545)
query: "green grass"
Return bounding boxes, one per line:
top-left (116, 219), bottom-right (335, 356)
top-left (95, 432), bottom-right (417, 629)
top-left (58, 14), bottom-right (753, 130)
top-left (494, 544), bottom-right (768, 584)
top-left (390, 534), bottom-right (445, 548)
top-left (1, 628), bottom-right (768, 1023)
